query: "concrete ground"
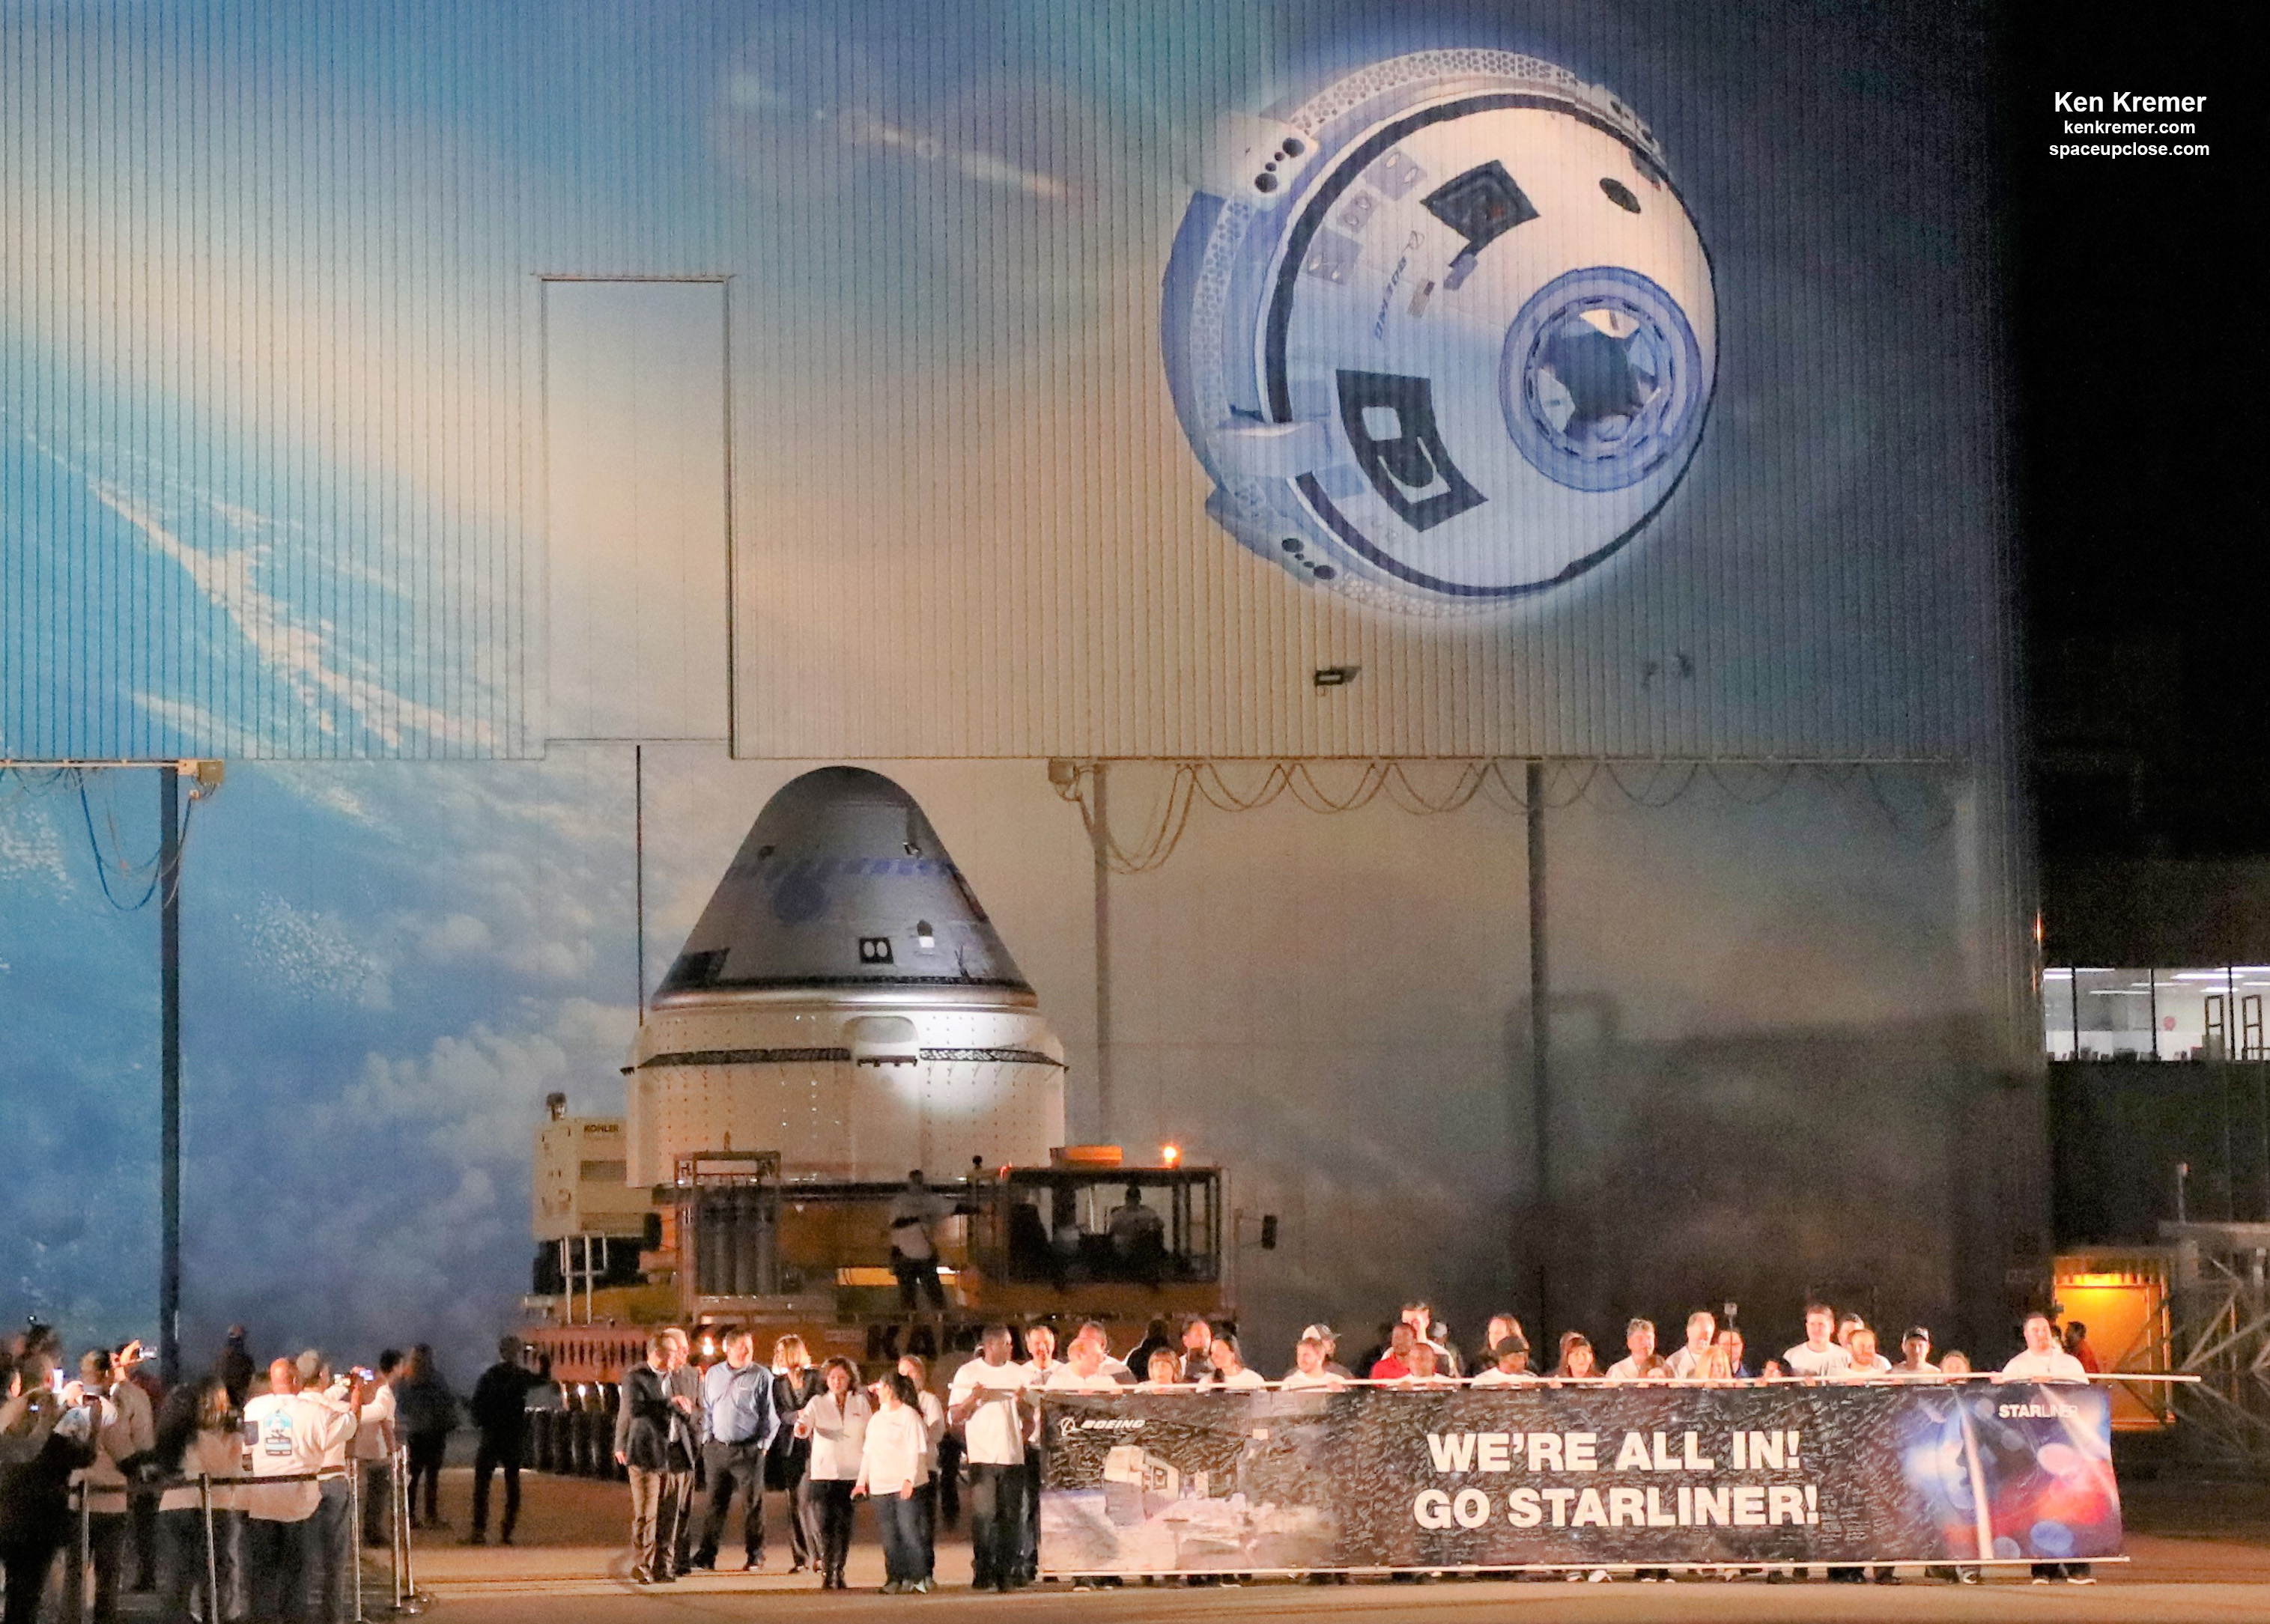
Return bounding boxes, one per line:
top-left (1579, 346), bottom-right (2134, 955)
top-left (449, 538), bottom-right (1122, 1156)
top-left (388, 1467), bottom-right (2270, 1622)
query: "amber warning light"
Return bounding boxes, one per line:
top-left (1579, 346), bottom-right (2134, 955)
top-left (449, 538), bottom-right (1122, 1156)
top-left (1161, 1144), bottom-right (1181, 1168)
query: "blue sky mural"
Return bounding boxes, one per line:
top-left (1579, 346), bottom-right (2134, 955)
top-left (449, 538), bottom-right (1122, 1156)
top-left (1, 0), bottom-right (2020, 1368)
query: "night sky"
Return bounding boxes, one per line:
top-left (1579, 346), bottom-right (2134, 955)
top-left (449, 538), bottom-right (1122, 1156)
top-left (2003, 5), bottom-right (2250, 860)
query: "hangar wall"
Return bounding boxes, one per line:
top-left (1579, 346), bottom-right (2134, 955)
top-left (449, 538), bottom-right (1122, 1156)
top-left (0, 0), bottom-right (2041, 1362)
top-left (2, 0), bottom-right (2013, 764)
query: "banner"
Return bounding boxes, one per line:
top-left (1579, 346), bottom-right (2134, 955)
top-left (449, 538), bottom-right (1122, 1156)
top-left (1038, 1383), bottom-right (2121, 1573)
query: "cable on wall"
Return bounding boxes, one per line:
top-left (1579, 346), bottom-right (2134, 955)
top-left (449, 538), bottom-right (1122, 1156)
top-left (1052, 757), bottom-right (1957, 875)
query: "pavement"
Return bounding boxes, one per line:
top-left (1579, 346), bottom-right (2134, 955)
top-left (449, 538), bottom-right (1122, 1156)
top-left (384, 1466), bottom-right (2270, 1622)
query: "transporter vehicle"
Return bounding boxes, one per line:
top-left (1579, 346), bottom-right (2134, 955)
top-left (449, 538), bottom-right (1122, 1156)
top-left (526, 1134), bottom-right (1228, 1382)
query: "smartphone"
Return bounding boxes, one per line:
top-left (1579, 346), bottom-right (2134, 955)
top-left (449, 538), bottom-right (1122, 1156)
top-left (47, 1366), bottom-right (66, 1395)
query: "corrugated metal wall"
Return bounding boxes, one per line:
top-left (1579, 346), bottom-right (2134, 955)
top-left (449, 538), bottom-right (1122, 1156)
top-left (0, 0), bottom-right (2015, 767)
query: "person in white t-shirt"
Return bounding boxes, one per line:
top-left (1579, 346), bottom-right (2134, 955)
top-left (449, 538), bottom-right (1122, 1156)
top-left (893, 1353), bottom-right (947, 1564)
top-left (1017, 1324), bottom-right (1060, 1385)
top-left (947, 1327), bottom-right (1034, 1592)
top-left (2000, 1313), bottom-right (2087, 1382)
top-left (1279, 1334), bottom-right (1348, 1390)
top-left (1782, 1305), bottom-right (1853, 1378)
top-left (1664, 1312), bottom-right (1717, 1379)
top-left (1893, 1328), bottom-right (1939, 1377)
top-left (853, 1373), bottom-right (930, 1593)
top-left (1839, 1328), bottom-right (1894, 1378)
top-left (1201, 1335), bottom-right (1266, 1390)
top-left (1070, 1322), bottom-right (1135, 1384)
top-left (1043, 1339), bottom-right (1123, 1394)
top-left (354, 1351), bottom-right (400, 1546)
top-left (294, 1353), bottom-right (361, 1624)
top-left (1606, 1319), bottom-right (1668, 1381)
top-left (1010, 1324), bottom-right (1065, 1585)
top-left (885, 1172), bottom-right (953, 1313)
top-left (241, 1358), bottom-right (356, 1623)
top-left (1403, 1342), bottom-right (1461, 1386)
top-left (2001, 1314), bottom-right (2093, 1584)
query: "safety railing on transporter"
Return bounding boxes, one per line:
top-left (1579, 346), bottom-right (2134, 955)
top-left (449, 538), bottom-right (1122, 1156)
top-left (68, 1447), bottom-right (431, 1624)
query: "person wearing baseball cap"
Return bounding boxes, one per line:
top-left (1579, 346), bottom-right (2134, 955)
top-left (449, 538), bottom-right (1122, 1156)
top-left (1299, 1326), bottom-right (1352, 1380)
top-left (1893, 1328), bottom-right (1938, 1376)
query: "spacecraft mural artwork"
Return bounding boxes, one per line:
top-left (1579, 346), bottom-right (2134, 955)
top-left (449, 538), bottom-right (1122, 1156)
top-left (0, 0), bottom-right (2024, 1375)
top-left (1163, 50), bottom-right (1716, 609)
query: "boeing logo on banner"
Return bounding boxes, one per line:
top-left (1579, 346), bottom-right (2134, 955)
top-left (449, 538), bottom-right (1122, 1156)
top-left (1061, 1416), bottom-right (1145, 1437)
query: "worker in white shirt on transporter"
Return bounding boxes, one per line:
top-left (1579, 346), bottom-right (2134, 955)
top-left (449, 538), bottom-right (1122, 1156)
top-left (1106, 1187), bottom-right (1168, 1283)
top-left (853, 1372), bottom-right (932, 1594)
top-left (947, 1327), bottom-right (1033, 1593)
top-left (886, 1171), bottom-right (953, 1313)
top-left (1782, 1304), bottom-right (1853, 1378)
top-left (2001, 1312), bottom-right (2095, 1587)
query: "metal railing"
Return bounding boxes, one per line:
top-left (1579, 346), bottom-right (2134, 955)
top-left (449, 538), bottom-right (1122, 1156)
top-left (69, 1447), bottom-right (428, 1624)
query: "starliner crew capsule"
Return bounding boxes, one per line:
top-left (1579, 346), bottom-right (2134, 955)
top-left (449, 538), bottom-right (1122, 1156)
top-left (1162, 49), bottom-right (1717, 612)
top-left (625, 766), bottom-right (1066, 1186)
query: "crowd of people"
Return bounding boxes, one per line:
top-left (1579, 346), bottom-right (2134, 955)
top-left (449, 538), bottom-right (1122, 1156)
top-left (1, 1300), bottom-right (2109, 1614)
top-left (0, 1322), bottom-right (543, 1624)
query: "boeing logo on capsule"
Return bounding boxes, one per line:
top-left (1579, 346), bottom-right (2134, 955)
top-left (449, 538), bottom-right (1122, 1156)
top-left (1161, 49), bottom-right (1717, 614)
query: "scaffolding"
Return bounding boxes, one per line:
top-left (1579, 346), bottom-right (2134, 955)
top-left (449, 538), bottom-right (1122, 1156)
top-left (2161, 1220), bottom-right (2270, 1464)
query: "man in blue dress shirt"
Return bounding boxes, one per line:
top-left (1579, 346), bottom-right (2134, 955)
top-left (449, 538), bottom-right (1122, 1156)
top-left (690, 1332), bottom-right (780, 1572)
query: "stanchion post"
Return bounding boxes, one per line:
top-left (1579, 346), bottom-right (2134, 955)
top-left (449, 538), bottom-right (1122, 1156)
top-left (389, 1448), bottom-right (407, 1613)
top-left (76, 1481), bottom-right (91, 1624)
top-left (395, 1446), bottom-right (425, 1614)
top-left (348, 1462), bottom-right (365, 1624)
top-left (200, 1474), bottom-right (219, 1624)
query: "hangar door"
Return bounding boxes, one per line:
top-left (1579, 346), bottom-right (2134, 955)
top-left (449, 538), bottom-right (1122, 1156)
top-left (544, 278), bottom-right (732, 743)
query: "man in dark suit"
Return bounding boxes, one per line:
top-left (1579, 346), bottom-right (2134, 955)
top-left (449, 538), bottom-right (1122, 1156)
top-left (613, 1335), bottom-right (698, 1584)
top-left (466, 1337), bottom-right (546, 1547)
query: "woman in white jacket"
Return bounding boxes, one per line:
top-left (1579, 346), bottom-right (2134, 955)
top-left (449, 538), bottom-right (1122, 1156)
top-left (792, 1359), bottom-right (869, 1591)
top-left (854, 1372), bottom-right (931, 1593)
